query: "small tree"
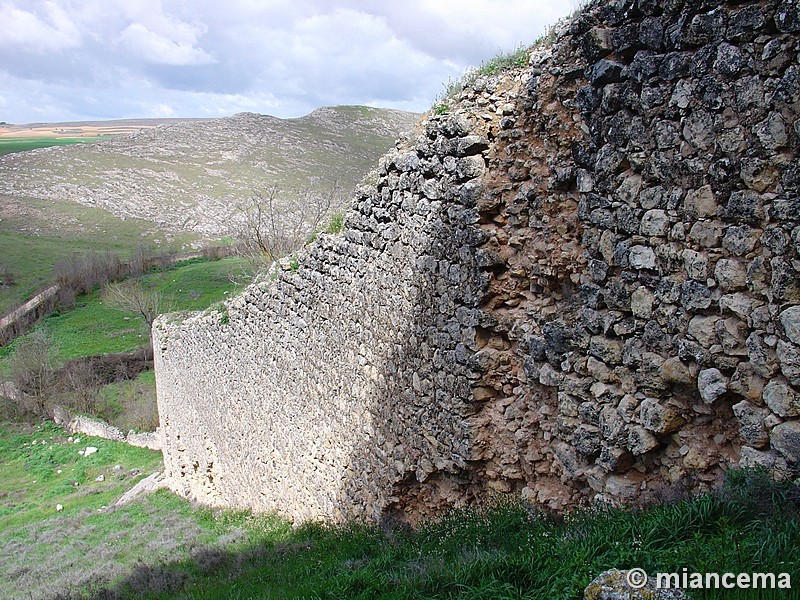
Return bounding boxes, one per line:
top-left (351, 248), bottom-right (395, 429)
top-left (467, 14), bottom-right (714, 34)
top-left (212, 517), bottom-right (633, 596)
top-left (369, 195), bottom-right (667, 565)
top-left (232, 181), bottom-right (343, 270)
top-left (9, 330), bottom-right (58, 415)
top-left (0, 264), bottom-right (15, 286)
top-left (103, 280), bottom-right (168, 331)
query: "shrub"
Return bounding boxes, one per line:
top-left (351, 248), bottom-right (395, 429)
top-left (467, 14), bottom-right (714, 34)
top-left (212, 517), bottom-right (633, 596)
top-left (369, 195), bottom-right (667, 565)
top-left (8, 330), bottom-right (58, 416)
top-left (59, 359), bottom-right (103, 415)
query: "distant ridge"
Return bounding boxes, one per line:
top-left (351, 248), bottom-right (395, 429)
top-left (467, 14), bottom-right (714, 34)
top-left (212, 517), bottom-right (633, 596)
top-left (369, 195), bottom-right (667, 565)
top-left (0, 106), bottom-right (421, 236)
top-left (7, 117), bottom-right (208, 129)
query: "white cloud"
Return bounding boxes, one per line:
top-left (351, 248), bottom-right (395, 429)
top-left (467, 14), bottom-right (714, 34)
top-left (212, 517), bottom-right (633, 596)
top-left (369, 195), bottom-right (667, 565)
top-left (150, 103), bottom-right (175, 117)
top-left (0, 0), bottom-right (575, 123)
top-left (119, 22), bottom-right (216, 65)
top-left (111, 0), bottom-right (215, 66)
top-left (0, 1), bottom-right (81, 52)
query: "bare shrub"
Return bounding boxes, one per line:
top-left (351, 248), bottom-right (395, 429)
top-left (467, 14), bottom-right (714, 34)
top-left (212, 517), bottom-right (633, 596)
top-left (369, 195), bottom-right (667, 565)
top-left (52, 244), bottom-right (163, 305)
top-left (56, 285), bottom-right (77, 310)
top-left (59, 360), bottom-right (103, 414)
top-left (200, 244), bottom-right (238, 260)
top-left (232, 181), bottom-right (344, 271)
top-left (8, 330), bottom-right (58, 416)
top-left (103, 280), bottom-right (170, 331)
top-left (0, 394), bottom-right (20, 420)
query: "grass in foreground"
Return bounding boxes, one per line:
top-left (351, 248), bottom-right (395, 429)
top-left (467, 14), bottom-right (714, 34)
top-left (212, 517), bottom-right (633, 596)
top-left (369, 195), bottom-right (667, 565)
top-left (0, 421), bottom-right (162, 530)
top-left (91, 474), bottom-right (798, 600)
top-left (2, 418), bottom-right (796, 600)
top-left (0, 420), bottom-right (212, 599)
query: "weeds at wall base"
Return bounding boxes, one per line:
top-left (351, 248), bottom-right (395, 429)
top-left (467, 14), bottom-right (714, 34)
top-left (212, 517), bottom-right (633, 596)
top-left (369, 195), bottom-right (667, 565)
top-left (21, 466), bottom-right (797, 599)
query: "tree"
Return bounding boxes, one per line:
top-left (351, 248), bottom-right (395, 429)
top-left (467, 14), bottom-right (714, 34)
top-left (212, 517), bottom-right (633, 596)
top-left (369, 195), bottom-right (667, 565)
top-left (232, 181), bottom-right (343, 270)
top-left (9, 330), bottom-right (58, 415)
top-left (0, 264), bottom-right (15, 287)
top-left (103, 280), bottom-right (168, 331)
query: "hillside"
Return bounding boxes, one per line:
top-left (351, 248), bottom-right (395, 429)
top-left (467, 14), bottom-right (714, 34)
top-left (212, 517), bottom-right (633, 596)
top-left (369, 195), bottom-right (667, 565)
top-left (0, 107), bottom-right (419, 237)
top-left (0, 106), bottom-right (418, 312)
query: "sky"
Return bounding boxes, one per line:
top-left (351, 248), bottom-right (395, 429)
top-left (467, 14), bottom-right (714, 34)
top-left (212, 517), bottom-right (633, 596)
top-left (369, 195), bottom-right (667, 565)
top-left (0, 0), bottom-right (576, 124)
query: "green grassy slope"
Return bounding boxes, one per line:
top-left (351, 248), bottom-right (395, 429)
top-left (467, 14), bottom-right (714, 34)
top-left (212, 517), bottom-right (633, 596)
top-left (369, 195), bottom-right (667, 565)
top-left (1, 256), bottom-right (247, 364)
top-left (0, 199), bottom-right (199, 315)
top-left (0, 137), bottom-right (109, 157)
top-left (1, 420), bottom-right (796, 600)
top-left (48, 256), bottom-right (246, 361)
top-left (0, 256), bottom-right (247, 431)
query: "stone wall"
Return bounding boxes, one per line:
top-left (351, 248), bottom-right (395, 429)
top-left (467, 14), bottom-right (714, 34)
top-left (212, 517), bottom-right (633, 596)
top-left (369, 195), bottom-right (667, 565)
top-left (52, 405), bottom-right (163, 450)
top-left (154, 0), bottom-right (800, 521)
top-left (154, 115), bottom-right (489, 522)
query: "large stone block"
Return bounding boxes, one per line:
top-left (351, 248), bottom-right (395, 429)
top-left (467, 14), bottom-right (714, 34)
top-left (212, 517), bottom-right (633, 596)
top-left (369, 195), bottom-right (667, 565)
top-left (697, 368), bottom-right (728, 404)
top-left (732, 400), bottom-right (770, 448)
top-left (640, 398), bottom-right (685, 434)
top-left (771, 421), bottom-right (800, 466)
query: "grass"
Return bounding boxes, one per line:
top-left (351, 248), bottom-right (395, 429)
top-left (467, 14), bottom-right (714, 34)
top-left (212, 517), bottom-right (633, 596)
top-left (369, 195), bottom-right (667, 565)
top-left (432, 45), bottom-right (531, 115)
top-left (0, 421), bottom-right (796, 600)
top-left (0, 421), bottom-right (161, 529)
top-left (430, 7), bottom-right (578, 115)
top-left (477, 45), bottom-right (530, 77)
top-left (97, 475), bottom-right (800, 599)
top-left (0, 229), bottom-right (150, 315)
top-left (1, 256), bottom-right (247, 364)
top-left (0, 420), bottom-right (208, 599)
top-left (147, 256), bottom-right (248, 313)
top-left (0, 137), bottom-right (109, 157)
top-left (0, 199), bottom-right (200, 314)
top-left (326, 212), bottom-right (345, 234)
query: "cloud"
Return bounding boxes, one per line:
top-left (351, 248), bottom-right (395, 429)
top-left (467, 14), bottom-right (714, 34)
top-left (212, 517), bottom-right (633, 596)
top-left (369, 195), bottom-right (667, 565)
top-left (0, 0), bottom-right (575, 123)
top-left (115, 0), bottom-right (216, 66)
top-left (0, 1), bottom-right (81, 52)
top-left (119, 22), bottom-right (215, 66)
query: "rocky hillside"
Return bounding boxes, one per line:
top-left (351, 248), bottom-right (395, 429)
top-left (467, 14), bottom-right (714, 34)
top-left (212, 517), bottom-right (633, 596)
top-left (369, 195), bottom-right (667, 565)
top-left (0, 107), bottom-right (419, 237)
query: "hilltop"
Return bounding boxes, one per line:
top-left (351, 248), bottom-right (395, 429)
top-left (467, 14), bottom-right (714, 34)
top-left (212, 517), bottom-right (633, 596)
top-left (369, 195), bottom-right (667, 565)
top-left (0, 107), bottom-right (419, 238)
